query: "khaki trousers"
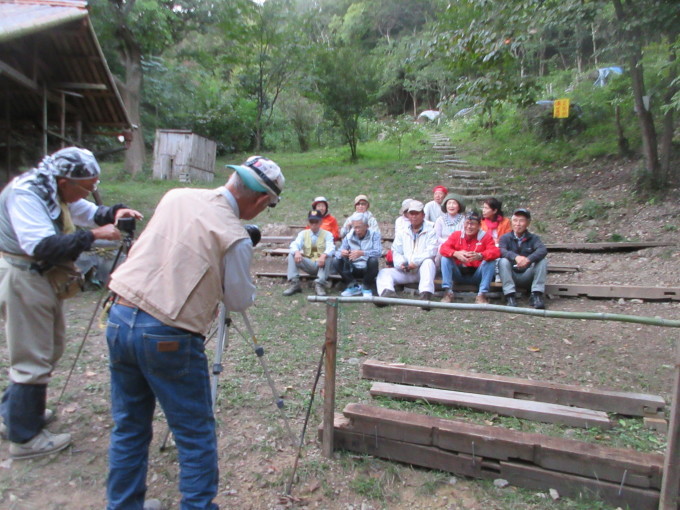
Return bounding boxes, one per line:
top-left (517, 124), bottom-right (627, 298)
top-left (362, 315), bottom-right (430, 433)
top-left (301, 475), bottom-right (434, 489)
top-left (0, 258), bottom-right (65, 384)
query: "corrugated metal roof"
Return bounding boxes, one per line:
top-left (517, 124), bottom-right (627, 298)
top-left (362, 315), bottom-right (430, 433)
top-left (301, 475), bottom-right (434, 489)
top-left (0, 0), bottom-right (131, 134)
top-left (0, 1), bottom-right (87, 43)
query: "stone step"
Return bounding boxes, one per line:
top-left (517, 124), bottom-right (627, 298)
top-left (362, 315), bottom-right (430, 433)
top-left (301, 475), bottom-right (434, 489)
top-left (448, 186), bottom-right (499, 195)
top-left (447, 170), bottom-right (487, 178)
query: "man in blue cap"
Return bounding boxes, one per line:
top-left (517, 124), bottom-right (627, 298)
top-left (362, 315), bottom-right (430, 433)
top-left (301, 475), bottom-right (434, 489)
top-left (284, 209), bottom-right (335, 296)
top-left (106, 155), bottom-right (284, 510)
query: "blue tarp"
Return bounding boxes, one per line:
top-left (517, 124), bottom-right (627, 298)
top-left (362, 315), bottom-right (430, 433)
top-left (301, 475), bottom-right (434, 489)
top-left (594, 66), bottom-right (623, 87)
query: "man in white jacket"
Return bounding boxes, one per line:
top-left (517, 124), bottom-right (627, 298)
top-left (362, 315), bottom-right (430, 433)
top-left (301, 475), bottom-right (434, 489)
top-left (376, 201), bottom-right (437, 308)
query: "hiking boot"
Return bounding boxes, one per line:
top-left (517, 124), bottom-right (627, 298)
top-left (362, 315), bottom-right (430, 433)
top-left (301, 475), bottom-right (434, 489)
top-left (505, 294), bottom-right (517, 307)
top-left (143, 499), bottom-right (163, 510)
top-left (283, 281), bottom-right (302, 296)
top-left (10, 429), bottom-right (71, 460)
top-left (1, 409), bottom-right (55, 440)
top-left (475, 293), bottom-right (489, 305)
top-left (341, 283), bottom-right (363, 297)
top-left (314, 283), bottom-right (327, 296)
top-left (530, 292), bottom-right (545, 309)
top-left (375, 289), bottom-right (397, 307)
top-left (419, 291), bottom-right (433, 311)
top-left (440, 290), bottom-right (454, 304)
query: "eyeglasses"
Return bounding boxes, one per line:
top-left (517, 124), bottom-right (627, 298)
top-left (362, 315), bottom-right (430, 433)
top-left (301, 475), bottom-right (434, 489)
top-left (70, 179), bottom-right (99, 193)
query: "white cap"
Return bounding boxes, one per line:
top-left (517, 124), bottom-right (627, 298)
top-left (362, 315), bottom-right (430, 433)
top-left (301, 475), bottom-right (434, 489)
top-left (227, 155), bottom-right (285, 204)
top-left (407, 200), bottom-right (425, 212)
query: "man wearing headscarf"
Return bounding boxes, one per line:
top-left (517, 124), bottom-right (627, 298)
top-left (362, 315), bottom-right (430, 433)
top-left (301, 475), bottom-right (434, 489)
top-left (0, 147), bottom-right (142, 459)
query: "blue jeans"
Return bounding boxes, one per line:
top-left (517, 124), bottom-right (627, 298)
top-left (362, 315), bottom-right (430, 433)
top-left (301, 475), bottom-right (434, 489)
top-left (441, 257), bottom-right (495, 294)
top-left (106, 304), bottom-right (218, 510)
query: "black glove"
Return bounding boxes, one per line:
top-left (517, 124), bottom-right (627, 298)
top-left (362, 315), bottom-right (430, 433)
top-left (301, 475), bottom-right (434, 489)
top-left (244, 224), bottom-right (261, 247)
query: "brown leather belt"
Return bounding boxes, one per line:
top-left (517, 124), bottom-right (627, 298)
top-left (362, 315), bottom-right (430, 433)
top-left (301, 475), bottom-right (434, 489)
top-left (115, 296), bottom-right (138, 308)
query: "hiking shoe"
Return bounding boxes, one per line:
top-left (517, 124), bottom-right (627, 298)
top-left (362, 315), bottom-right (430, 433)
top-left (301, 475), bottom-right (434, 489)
top-left (530, 292), bottom-right (545, 309)
top-left (10, 429), bottom-right (71, 460)
top-left (440, 290), bottom-right (454, 304)
top-left (380, 289), bottom-right (398, 298)
top-left (143, 499), bottom-right (163, 510)
top-left (362, 288), bottom-right (373, 297)
top-left (315, 283), bottom-right (327, 296)
top-left (283, 282), bottom-right (302, 296)
top-left (419, 291), bottom-right (433, 311)
top-left (1, 409), bottom-right (55, 440)
top-left (341, 283), bottom-right (363, 297)
top-left (505, 294), bottom-right (517, 307)
top-left (475, 293), bottom-right (489, 305)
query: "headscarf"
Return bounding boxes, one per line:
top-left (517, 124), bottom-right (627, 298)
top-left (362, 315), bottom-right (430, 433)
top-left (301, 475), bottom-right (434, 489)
top-left (12, 147), bottom-right (101, 220)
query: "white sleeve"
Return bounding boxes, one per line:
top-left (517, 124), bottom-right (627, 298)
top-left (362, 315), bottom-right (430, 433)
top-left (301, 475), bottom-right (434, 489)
top-left (68, 199), bottom-right (98, 228)
top-left (7, 191), bottom-right (57, 256)
top-left (222, 238), bottom-right (256, 312)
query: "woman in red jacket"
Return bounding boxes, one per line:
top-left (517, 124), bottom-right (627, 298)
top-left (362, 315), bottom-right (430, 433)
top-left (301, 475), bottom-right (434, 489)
top-left (310, 196), bottom-right (340, 241)
top-left (481, 197), bottom-right (511, 246)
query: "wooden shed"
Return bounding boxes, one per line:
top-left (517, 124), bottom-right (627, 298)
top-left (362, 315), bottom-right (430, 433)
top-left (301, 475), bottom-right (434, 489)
top-left (152, 129), bottom-right (216, 183)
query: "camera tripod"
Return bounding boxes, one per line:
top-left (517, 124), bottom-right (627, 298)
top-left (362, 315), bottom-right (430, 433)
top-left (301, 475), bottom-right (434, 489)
top-left (160, 305), bottom-right (297, 450)
top-left (57, 219), bottom-right (135, 405)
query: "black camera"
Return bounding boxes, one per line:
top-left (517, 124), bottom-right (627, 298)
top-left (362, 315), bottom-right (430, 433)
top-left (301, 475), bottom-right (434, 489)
top-left (116, 217), bottom-right (136, 236)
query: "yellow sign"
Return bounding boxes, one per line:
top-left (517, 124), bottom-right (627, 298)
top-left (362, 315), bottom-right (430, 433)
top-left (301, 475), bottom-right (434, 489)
top-left (553, 98), bottom-right (570, 118)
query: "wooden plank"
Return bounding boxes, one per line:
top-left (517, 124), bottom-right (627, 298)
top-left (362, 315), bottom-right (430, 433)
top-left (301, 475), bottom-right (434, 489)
top-left (360, 360), bottom-right (665, 417)
top-left (545, 241), bottom-right (670, 252)
top-left (259, 235), bottom-right (294, 244)
top-left (545, 283), bottom-right (680, 301)
top-left (499, 462), bottom-right (660, 510)
top-left (369, 382), bottom-right (612, 429)
top-left (328, 413), bottom-right (661, 509)
top-left (660, 338), bottom-right (680, 509)
top-left (342, 403), bottom-right (664, 489)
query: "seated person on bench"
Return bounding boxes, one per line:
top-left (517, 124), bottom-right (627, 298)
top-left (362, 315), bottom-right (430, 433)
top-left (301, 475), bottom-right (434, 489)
top-left (333, 212), bottom-right (381, 297)
top-left (498, 208), bottom-right (548, 309)
top-left (439, 211), bottom-right (500, 304)
top-left (283, 210), bottom-right (334, 297)
top-left (376, 200), bottom-right (437, 306)
top-left (340, 194), bottom-right (380, 238)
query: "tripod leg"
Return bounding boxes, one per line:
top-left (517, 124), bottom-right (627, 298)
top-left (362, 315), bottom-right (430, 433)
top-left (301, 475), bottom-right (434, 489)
top-left (210, 305), bottom-right (229, 411)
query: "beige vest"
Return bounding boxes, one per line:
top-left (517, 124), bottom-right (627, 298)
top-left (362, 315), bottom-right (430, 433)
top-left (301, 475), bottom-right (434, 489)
top-left (109, 188), bottom-right (246, 335)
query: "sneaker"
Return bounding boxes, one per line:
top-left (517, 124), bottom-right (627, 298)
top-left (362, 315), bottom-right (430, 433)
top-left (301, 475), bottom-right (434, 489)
top-left (283, 282), bottom-right (302, 296)
top-left (419, 291), bottom-right (433, 311)
top-left (440, 290), bottom-right (454, 304)
top-left (362, 288), bottom-right (373, 297)
top-left (1, 409), bottom-right (55, 440)
top-left (143, 499), bottom-right (163, 510)
top-left (314, 283), bottom-right (327, 296)
top-left (341, 283), bottom-right (363, 297)
top-left (380, 289), bottom-right (398, 298)
top-left (530, 292), bottom-right (545, 309)
top-left (505, 294), bottom-right (517, 307)
top-left (475, 293), bottom-right (489, 305)
top-left (9, 429), bottom-right (71, 460)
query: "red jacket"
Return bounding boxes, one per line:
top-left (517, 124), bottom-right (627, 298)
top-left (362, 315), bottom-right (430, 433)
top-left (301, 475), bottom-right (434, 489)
top-left (439, 230), bottom-right (500, 268)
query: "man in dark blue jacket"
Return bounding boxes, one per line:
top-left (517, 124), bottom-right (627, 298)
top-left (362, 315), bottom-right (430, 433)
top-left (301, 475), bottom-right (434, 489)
top-left (498, 208), bottom-right (548, 308)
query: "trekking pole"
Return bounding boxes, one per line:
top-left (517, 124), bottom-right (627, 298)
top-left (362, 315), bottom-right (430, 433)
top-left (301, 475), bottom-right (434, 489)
top-left (285, 343), bottom-right (326, 496)
top-left (235, 312), bottom-right (298, 448)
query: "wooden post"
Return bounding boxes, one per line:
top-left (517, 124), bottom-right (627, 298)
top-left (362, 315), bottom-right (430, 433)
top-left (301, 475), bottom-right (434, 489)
top-left (322, 299), bottom-right (338, 458)
top-left (659, 337), bottom-right (680, 509)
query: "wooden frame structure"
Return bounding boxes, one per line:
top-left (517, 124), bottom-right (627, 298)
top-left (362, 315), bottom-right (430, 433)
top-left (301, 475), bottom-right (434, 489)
top-left (309, 295), bottom-right (680, 509)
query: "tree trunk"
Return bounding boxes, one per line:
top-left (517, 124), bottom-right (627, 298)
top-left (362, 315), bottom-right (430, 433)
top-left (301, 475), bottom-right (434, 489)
top-left (660, 50), bottom-right (678, 183)
top-left (612, 0), bottom-right (661, 188)
top-left (117, 26), bottom-right (145, 176)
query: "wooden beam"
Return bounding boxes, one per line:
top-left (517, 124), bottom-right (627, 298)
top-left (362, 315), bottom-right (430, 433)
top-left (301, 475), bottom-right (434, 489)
top-left (545, 283), bottom-right (680, 301)
top-left (52, 82), bottom-right (107, 90)
top-left (659, 337), bottom-right (680, 509)
top-left (328, 411), bottom-right (662, 510)
top-left (341, 404), bottom-right (665, 489)
top-left (545, 241), bottom-right (670, 252)
top-left (361, 360), bottom-right (665, 417)
top-left (0, 60), bottom-right (38, 90)
top-left (369, 381), bottom-right (612, 429)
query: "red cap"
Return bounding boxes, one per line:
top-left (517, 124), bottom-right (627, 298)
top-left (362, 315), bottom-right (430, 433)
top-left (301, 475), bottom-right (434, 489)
top-left (433, 185), bottom-right (448, 194)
